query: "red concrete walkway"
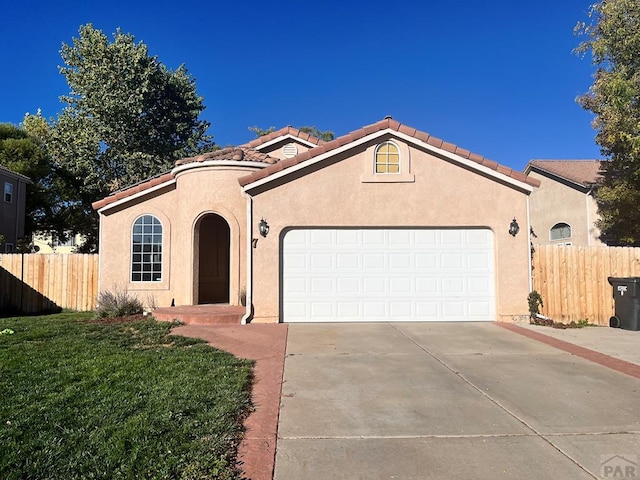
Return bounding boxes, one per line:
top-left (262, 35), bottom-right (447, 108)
top-left (172, 323), bottom-right (288, 480)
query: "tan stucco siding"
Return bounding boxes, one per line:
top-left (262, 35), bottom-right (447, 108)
top-left (98, 167), bottom-right (254, 309)
top-left (527, 171), bottom-right (602, 246)
top-left (249, 139), bottom-right (531, 323)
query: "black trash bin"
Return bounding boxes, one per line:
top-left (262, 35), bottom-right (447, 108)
top-left (607, 277), bottom-right (640, 331)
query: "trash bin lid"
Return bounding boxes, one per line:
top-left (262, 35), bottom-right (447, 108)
top-left (608, 276), bottom-right (640, 285)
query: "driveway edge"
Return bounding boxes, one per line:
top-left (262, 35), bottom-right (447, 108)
top-left (172, 323), bottom-right (288, 480)
top-left (497, 322), bottom-right (640, 379)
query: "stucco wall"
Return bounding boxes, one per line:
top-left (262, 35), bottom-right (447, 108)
top-left (527, 171), bottom-right (603, 246)
top-left (249, 136), bottom-right (532, 323)
top-left (98, 166), bottom-right (255, 309)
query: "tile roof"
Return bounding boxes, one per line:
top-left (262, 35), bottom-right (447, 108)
top-left (92, 172), bottom-right (175, 210)
top-left (238, 118), bottom-right (541, 188)
top-left (241, 126), bottom-right (327, 149)
top-left (94, 118), bottom-right (542, 212)
top-left (93, 147), bottom-right (278, 210)
top-left (175, 146), bottom-right (278, 166)
top-left (526, 160), bottom-right (602, 187)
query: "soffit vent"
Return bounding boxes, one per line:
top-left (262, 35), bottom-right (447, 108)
top-left (282, 143), bottom-right (298, 158)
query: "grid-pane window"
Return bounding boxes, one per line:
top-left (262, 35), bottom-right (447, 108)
top-left (550, 222), bottom-right (571, 241)
top-left (131, 215), bottom-right (162, 282)
top-left (4, 182), bottom-right (13, 203)
top-left (375, 142), bottom-right (400, 173)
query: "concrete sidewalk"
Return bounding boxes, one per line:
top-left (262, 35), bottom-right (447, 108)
top-left (517, 323), bottom-right (640, 367)
top-left (274, 323), bottom-right (640, 479)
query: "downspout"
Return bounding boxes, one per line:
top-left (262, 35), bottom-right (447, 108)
top-left (241, 191), bottom-right (253, 324)
top-left (586, 186), bottom-right (594, 246)
top-left (97, 211), bottom-right (103, 296)
top-left (527, 194), bottom-right (533, 292)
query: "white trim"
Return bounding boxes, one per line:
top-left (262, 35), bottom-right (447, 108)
top-left (130, 214), bottom-right (163, 283)
top-left (171, 160), bottom-right (269, 176)
top-left (243, 128), bottom-right (535, 193)
top-left (97, 179), bottom-right (176, 214)
top-left (253, 133), bottom-right (319, 151)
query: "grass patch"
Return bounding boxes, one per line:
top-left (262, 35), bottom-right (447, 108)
top-left (0, 312), bottom-right (253, 480)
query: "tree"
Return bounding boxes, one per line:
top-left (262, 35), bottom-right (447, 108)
top-left (46, 24), bottom-right (215, 251)
top-left (576, 0), bottom-right (640, 244)
top-left (249, 125), bottom-right (335, 141)
top-left (0, 122), bottom-right (62, 248)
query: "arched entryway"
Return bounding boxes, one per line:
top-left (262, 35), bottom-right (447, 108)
top-left (196, 214), bottom-right (230, 304)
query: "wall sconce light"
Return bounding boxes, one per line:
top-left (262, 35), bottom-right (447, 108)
top-left (259, 218), bottom-right (269, 238)
top-left (509, 218), bottom-right (520, 237)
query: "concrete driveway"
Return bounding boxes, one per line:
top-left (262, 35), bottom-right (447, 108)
top-left (274, 323), bottom-right (640, 479)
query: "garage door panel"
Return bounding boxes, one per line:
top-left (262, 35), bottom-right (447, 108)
top-left (364, 277), bottom-right (386, 294)
top-left (282, 228), bottom-right (495, 322)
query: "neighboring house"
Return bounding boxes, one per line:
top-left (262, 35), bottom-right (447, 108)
top-left (524, 160), bottom-right (603, 246)
top-left (93, 117), bottom-right (540, 323)
top-left (0, 165), bottom-right (30, 253)
top-left (32, 232), bottom-right (86, 254)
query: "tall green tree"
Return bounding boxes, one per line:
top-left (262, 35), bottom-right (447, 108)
top-left (576, 0), bottom-right (640, 244)
top-left (47, 24), bottom-right (214, 251)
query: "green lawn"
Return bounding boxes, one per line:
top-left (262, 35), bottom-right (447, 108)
top-left (0, 312), bottom-right (253, 480)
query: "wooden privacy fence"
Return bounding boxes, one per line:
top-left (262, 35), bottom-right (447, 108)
top-left (532, 244), bottom-right (640, 326)
top-left (0, 254), bottom-right (98, 313)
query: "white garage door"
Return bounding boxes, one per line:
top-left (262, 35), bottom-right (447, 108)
top-left (282, 228), bottom-right (495, 322)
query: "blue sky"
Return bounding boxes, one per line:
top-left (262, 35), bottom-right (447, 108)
top-left (1, 1), bottom-right (600, 171)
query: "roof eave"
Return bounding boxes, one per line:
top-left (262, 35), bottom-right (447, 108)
top-left (241, 128), bottom-right (537, 193)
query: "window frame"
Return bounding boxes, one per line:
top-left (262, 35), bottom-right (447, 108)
top-left (374, 141), bottom-right (401, 174)
top-left (131, 215), bottom-right (163, 283)
top-left (4, 182), bottom-right (13, 203)
top-left (550, 222), bottom-right (572, 241)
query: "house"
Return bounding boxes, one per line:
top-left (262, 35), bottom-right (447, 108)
top-left (0, 165), bottom-right (30, 253)
top-left (524, 160), bottom-right (603, 246)
top-left (32, 232), bottom-right (86, 254)
top-left (93, 117), bottom-right (540, 323)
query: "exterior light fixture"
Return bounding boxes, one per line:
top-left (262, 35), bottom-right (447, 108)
top-left (509, 218), bottom-right (520, 237)
top-left (259, 218), bottom-right (269, 238)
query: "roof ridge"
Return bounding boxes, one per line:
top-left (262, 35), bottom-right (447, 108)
top-left (241, 126), bottom-right (327, 149)
top-left (175, 146), bottom-right (278, 167)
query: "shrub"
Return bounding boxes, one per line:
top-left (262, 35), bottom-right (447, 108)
top-left (95, 289), bottom-right (143, 318)
top-left (527, 290), bottom-right (544, 319)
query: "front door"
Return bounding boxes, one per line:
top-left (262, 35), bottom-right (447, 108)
top-left (197, 214), bottom-right (230, 304)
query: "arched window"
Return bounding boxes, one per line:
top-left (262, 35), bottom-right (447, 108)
top-left (550, 222), bottom-right (571, 241)
top-left (131, 215), bottom-right (163, 282)
top-left (375, 141), bottom-right (400, 174)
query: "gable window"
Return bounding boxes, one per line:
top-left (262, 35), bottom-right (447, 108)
top-left (4, 182), bottom-right (13, 203)
top-left (550, 222), bottom-right (571, 241)
top-left (375, 141), bottom-right (400, 173)
top-left (131, 215), bottom-right (162, 282)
